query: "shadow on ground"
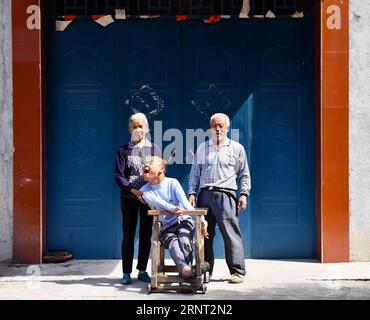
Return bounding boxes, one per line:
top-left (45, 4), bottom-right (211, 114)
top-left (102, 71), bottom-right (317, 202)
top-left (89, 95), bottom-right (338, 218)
top-left (35, 277), bottom-right (370, 300)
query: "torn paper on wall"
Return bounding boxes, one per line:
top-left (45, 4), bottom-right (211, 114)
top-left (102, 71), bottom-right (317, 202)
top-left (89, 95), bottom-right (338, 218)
top-left (93, 15), bottom-right (114, 27)
top-left (239, 0), bottom-right (251, 18)
top-left (55, 16), bottom-right (76, 32)
top-left (139, 15), bottom-right (161, 19)
top-left (56, 20), bottom-right (72, 32)
top-left (291, 11), bottom-right (304, 18)
top-left (115, 9), bottom-right (126, 20)
top-left (265, 10), bottom-right (276, 18)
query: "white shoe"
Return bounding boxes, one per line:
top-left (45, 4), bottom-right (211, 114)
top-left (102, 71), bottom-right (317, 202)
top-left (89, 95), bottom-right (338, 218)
top-left (229, 273), bottom-right (245, 284)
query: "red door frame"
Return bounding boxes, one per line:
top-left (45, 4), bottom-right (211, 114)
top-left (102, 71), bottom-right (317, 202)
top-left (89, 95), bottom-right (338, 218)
top-left (320, 0), bottom-right (349, 262)
top-left (12, 0), bottom-right (43, 263)
top-left (12, 0), bottom-right (349, 264)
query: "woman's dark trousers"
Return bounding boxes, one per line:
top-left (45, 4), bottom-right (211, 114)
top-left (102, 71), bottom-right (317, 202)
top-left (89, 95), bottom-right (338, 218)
top-left (121, 197), bottom-right (153, 274)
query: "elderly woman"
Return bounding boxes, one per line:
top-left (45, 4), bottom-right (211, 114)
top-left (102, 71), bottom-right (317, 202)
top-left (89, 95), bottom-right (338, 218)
top-left (115, 113), bottom-right (161, 285)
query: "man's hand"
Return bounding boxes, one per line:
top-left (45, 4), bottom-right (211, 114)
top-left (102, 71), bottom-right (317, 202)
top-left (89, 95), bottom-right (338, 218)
top-left (188, 194), bottom-right (196, 207)
top-left (238, 195), bottom-right (248, 213)
top-left (131, 188), bottom-right (145, 204)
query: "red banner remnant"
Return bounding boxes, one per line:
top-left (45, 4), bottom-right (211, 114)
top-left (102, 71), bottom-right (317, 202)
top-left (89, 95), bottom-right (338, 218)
top-left (176, 15), bottom-right (188, 22)
top-left (63, 15), bottom-right (76, 21)
top-left (205, 15), bottom-right (221, 23)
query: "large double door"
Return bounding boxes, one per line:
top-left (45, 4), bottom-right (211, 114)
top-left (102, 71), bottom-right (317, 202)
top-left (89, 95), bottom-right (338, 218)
top-left (47, 18), bottom-right (316, 258)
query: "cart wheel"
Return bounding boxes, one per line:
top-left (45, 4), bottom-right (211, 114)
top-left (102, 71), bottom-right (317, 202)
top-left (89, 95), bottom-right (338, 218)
top-left (201, 284), bottom-right (207, 294)
top-left (147, 284), bottom-right (152, 294)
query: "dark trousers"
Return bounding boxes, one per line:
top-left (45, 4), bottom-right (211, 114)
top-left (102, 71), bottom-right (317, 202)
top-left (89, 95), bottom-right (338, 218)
top-left (121, 197), bottom-right (153, 274)
top-left (198, 189), bottom-right (246, 276)
top-left (159, 220), bottom-right (195, 273)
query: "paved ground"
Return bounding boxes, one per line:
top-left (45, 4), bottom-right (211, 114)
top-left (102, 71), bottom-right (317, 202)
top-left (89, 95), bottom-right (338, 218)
top-left (1, 259), bottom-right (370, 300)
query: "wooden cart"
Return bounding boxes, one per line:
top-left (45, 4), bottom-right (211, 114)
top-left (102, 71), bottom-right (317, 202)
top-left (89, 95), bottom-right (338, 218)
top-left (147, 209), bottom-right (208, 294)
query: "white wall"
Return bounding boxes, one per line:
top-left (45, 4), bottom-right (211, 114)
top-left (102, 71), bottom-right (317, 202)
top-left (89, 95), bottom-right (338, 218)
top-left (0, 0), bottom-right (13, 263)
top-left (349, 0), bottom-right (370, 261)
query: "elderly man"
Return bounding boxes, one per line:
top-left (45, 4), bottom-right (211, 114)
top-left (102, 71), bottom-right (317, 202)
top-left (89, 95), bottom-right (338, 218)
top-left (188, 113), bottom-right (251, 283)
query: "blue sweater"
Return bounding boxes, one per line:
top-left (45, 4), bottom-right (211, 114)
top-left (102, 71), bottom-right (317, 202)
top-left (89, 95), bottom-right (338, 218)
top-left (140, 177), bottom-right (207, 230)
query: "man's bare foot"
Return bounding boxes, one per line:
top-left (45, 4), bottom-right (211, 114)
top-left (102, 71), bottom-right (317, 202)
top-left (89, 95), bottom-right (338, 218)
top-left (181, 265), bottom-right (192, 279)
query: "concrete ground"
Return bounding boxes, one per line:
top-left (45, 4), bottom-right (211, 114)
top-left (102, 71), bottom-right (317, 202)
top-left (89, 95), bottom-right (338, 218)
top-left (1, 259), bottom-right (370, 300)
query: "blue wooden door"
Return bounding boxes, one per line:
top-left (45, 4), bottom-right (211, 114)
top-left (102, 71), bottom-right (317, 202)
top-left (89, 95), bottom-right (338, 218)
top-left (247, 20), bottom-right (316, 258)
top-left (46, 19), bottom-right (116, 258)
top-left (47, 19), bottom-right (316, 259)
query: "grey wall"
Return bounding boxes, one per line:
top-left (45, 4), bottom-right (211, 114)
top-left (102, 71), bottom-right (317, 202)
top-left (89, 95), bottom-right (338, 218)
top-left (0, 0), bottom-right (13, 263)
top-left (349, 0), bottom-right (370, 261)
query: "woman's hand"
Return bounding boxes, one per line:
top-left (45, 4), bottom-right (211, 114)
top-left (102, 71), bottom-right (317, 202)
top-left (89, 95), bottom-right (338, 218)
top-left (174, 207), bottom-right (183, 216)
top-left (131, 188), bottom-right (145, 204)
top-left (201, 225), bottom-right (209, 239)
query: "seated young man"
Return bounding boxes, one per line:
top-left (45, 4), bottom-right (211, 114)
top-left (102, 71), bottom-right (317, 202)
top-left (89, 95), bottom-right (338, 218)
top-left (140, 156), bottom-right (209, 279)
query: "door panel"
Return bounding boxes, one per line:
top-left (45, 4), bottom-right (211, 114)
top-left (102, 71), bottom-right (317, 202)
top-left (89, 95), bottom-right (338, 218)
top-left (47, 20), bottom-right (115, 258)
top-left (247, 20), bottom-right (316, 258)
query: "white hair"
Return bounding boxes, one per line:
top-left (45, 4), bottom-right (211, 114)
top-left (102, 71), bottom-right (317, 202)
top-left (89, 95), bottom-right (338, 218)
top-left (210, 113), bottom-right (230, 127)
top-left (129, 112), bottom-right (149, 129)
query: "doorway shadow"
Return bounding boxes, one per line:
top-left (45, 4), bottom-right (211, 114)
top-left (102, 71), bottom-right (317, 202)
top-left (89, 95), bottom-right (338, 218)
top-left (42, 277), bottom-right (148, 294)
top-left (41, 277), bottom-right (210, 297)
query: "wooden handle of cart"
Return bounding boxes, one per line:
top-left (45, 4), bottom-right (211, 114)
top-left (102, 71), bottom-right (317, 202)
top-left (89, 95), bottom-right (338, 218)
top-left (148, 209), bottom-right (207, 216)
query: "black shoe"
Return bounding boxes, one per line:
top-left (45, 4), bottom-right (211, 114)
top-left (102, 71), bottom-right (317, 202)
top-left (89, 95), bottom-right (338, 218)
top-left (138, 271), bottom-right (151, 283)
top-left (121, 273), bottom-right (132, 285)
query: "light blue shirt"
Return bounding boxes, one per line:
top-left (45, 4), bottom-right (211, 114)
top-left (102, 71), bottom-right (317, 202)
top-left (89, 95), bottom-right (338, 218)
top-left (140, 177), bottom-right (207, 230)
top-left (188, 137), bottom-right (251, 195)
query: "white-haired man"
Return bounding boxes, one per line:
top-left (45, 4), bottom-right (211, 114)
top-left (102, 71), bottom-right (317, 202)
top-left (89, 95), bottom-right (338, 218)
top-left (188, 113), bottom-right (251, 283)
